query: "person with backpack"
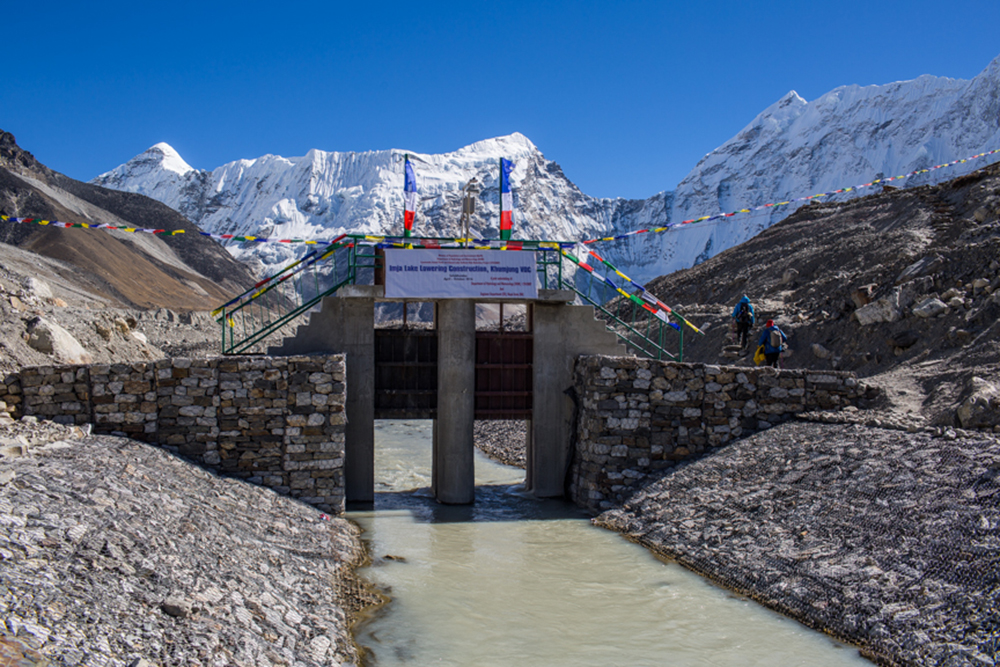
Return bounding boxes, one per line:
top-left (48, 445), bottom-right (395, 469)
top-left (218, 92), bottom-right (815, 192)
top-left (731, 295), bottom-right (755, 351)
top-left (758, 319), bottom-right (788, 367)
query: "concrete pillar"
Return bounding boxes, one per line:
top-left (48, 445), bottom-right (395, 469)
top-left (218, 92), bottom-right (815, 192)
top-left (528, 303), bottom-right (625, 497)
top-left (268, 292), bottom-right (375, 503)
top-left (433, 300), bottom-right (476, 504)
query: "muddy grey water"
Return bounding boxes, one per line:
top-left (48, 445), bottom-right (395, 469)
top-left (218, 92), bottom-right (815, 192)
top-left (347, 421), bottom-right (868, 666)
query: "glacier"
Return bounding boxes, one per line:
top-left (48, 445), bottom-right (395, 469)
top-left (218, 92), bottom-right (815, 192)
top-left (93, 54), bottom-right (1000, 286)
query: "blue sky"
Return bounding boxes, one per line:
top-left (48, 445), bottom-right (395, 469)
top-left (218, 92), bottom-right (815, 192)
top-left (4, 1), bottom-right (999, 200)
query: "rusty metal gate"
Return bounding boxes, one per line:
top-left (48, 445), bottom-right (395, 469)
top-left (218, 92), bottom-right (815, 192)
top-left (474, 332), bottom-right (532, 419)
top-left (374, 329), bottom-right (533, 420)
top-left (374, 329), bottom-right (438, 418)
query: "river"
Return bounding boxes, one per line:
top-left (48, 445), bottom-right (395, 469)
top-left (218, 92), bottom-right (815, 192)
top-left (347, 420), bottom-right (869, 666)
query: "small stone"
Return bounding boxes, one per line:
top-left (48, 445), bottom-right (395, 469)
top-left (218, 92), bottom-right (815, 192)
top-left (1, 444), bottom-right (27, 458)
top-left (161, 595), bottom-right (193, 618)
top-left (912, 298), bottom-right (948, 319)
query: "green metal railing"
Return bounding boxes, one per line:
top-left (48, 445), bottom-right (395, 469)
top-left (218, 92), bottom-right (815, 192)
top-left (214, 238), bottom-right (361, 354)
top-left (214, 235), bottom-right (687, 360)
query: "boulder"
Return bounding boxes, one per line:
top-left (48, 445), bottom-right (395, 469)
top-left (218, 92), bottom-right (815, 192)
top-left (912, 298), bottom-right (948, 319)
top-left (956, 377), bottom-right (1000, 429)
top-left (811, 343), bottom-right (832, 359)
top-left (855, 297), bottom-right (899, 325)
top-left (893, 276), bottom-right (935, 311)
top-left (895, 254), bottom-right (944, 285)
top-left (24, 277), bottom-right (53, 299)
top-left (26, 317), bottom-right (93, 364)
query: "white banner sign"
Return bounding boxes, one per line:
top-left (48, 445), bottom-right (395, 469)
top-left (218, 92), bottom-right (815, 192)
top-left (384, 249), bottom-right (538, 299)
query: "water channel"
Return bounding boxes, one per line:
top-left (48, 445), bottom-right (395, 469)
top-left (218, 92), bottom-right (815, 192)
top-left (347, 420), bottom-right (870, 666)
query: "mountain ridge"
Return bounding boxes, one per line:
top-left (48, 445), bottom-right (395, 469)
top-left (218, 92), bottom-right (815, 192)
top-left (93, 54), bottom-right (1000, 286)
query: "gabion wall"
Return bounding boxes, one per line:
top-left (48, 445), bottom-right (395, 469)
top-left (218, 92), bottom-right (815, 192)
top-left (570, 356), bottom-right (875, 512)
top-left (0, 355), bottom-right (347, 513)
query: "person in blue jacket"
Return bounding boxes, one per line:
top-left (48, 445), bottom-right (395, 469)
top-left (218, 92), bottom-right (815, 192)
top-left (758, 319), bottom-right (788, 367)
top-left (731, 295), bottom-right (755, 351)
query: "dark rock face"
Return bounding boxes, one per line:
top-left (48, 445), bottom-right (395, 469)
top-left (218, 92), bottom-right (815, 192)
top-left (596, 421), bottom-right (1000, 667)
top-left (0, 129), bottom-right (258, 310)
top-left (636, 161), bottom-right (1000, 429)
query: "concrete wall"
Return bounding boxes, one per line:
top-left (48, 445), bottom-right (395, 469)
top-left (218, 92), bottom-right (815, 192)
top-left (0, 355), bottom-right (348, 514)
top-left (269, 293), bottom-right (375, 503)
top-left (569, 356), bottom-right (877, 513)
top-left (528, 303), bottom-right (627, 497)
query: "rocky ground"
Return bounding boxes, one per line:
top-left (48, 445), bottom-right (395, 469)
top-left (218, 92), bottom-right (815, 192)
top-left (473, 420), bottom-right (527, 468)
top-left (596, 419), bottom-right (1000, 667)
top-left (1, 419), bottom-right (376, 667)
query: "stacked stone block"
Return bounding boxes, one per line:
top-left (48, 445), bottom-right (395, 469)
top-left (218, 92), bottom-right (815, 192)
top-left (0, 355), bottom-right (347, 513)
top-left (91, 363), bottom-right (157, 438)
top-left (570, 356), bottom-right (873, 513)
top-left (16, 366), bottom-right (90, 425)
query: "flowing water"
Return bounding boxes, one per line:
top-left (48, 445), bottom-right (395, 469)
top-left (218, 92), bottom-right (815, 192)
top-left (347, 420), bottom-right (869, 666)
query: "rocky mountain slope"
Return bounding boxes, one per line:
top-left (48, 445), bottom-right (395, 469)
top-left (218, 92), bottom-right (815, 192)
top-left (93, 55), bottom-right (1000, 286)
top-left (0, 131), bottom-right (256, 310)
top-left (632, 160), bottom-right (1000, 430)
top-left (0, 131), bottom-right (254, 373)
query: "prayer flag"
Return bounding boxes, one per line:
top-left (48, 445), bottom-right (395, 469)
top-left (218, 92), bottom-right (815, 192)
top-left (500, 158), bottom-right (514, 241)
top-left (404, 155), bottom-right (417, 238)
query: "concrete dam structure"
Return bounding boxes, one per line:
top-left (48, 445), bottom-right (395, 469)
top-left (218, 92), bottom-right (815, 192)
top-left (269, 285), bottom-right (627, 504)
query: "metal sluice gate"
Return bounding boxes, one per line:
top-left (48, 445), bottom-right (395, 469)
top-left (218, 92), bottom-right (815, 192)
top-left (374, 328), bottom-right (532, 420)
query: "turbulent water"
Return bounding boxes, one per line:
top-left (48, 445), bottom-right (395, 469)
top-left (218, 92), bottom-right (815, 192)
top-left (346, 420), bottom-right (870, 666)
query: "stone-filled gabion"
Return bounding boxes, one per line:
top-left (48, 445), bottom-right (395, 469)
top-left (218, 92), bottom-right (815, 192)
top-left (0, 355), bottom-right (347, 513)
top-left (570, 356), bottom-right (876, 512)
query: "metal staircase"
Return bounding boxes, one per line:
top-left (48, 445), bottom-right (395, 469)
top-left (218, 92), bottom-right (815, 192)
top-left (213, 235), bottom-right (688, 360)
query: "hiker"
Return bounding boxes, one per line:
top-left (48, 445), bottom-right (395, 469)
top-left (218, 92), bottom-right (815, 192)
top-left (758, 319), bottom-right (788, 367)
top-left (731, 295), bottom-right (755, 350)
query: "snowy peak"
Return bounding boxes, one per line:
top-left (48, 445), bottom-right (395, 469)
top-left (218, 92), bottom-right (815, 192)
top-left (95, 142), bottom-right (195, 205)
top-left (149, 142), bottom-right (195, 175)
top-left (92, 54), bottom-right (1000, 286)
top-left (752, 90), bottom-right (808, 132)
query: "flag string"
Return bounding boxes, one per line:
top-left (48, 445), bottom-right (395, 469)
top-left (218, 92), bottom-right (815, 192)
top-left (2, 146), bottom-right (996, 248)
top-left (4, 146), bottom-right (997, 329)
top-left (579, 148), bottom-right (1000, 245)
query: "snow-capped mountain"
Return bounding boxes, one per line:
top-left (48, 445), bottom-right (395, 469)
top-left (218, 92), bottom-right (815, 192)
top-left (94, 54), bottom-right (1000, 286)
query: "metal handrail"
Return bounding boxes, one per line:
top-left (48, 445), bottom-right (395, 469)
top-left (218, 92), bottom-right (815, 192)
top-left (214, 236), bottom-right (685, 360)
